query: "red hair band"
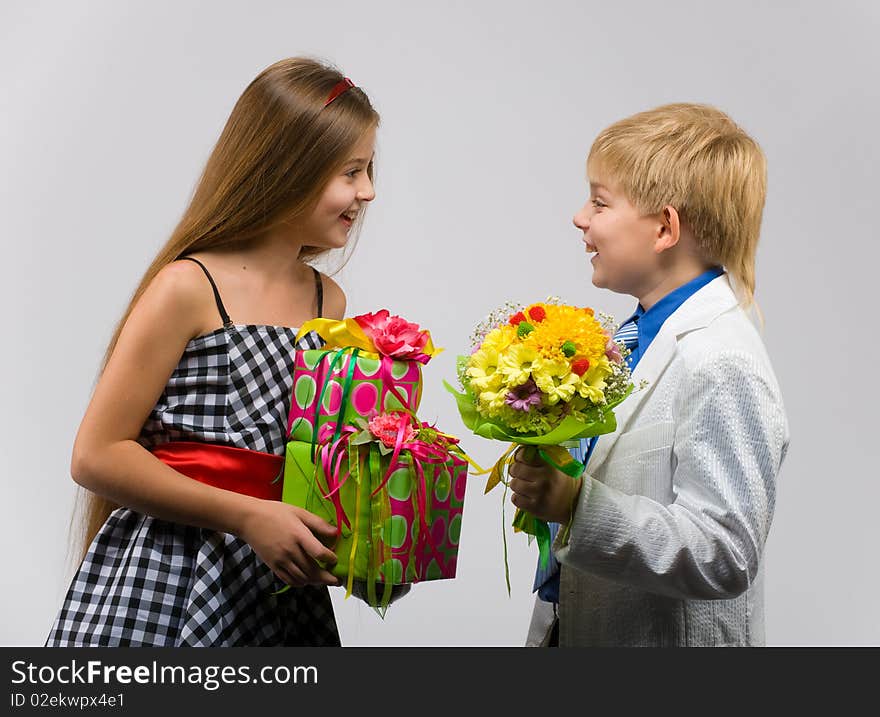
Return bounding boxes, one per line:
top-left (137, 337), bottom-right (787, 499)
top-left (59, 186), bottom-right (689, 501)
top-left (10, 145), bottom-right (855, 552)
top-left (324, 77), bottom-right (355, 107)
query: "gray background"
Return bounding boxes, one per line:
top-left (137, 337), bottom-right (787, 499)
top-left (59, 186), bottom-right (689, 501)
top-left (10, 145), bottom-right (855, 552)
top-left (2, 0), bottom-right (878, 646)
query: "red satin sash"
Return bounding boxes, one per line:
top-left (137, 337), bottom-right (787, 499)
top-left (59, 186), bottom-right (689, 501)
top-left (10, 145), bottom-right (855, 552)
top-left (151, 441), bottom-right (283, 501)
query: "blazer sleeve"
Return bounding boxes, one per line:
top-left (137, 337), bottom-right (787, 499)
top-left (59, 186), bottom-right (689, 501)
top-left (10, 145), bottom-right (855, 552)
top-left (555, 350), bottom-right (789, 600)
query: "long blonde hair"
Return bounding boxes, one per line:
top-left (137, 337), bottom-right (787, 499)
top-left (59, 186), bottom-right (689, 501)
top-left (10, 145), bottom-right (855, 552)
top-left (587, 103), bottom-right (766, 305)
top-left (77, 57), bottom-right (379, 561)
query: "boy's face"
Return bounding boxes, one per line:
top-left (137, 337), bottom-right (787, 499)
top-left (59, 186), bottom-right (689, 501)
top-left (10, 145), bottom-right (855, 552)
top-left (573, 179), bottom-right (666, 299)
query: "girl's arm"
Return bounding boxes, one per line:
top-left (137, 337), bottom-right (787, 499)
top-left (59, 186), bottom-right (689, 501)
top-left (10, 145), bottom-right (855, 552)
top-left (72, 261), bottom-right (339, 588)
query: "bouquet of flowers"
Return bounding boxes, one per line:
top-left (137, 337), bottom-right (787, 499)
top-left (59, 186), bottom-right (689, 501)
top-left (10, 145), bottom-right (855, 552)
top-left (445, 299), bottom-right (635, 581)
top-left (282, 310), bottom-right (469, 612)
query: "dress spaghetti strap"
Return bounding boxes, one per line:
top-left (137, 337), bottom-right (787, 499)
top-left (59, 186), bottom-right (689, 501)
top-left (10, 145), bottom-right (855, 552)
top-left (177, 256), bottom-right (234, 329)
top-left (312, 267), bottom-right (323, 318)
top-left (179, 256), bottom-right (322, 325)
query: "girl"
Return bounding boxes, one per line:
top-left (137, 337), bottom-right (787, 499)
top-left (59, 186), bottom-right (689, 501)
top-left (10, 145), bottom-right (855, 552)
top-left (46, 58), bottom-right (378, 646)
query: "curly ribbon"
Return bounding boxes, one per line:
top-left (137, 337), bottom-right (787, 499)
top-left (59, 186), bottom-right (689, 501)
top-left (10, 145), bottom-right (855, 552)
top-left (480, 443), bottom-right (517, 492)
top-left (316, 423), bottom-right (360, 534)
top-left (370, 427), bottom-right (448, 584)
top-left (413, 457), bottom-right (438, 580)
top-left (473, 443), bottom-right (518, 594)
top-left (429, 430), bottom-right (487, 476)
top-left (313, 429), bottom-right (395, 610)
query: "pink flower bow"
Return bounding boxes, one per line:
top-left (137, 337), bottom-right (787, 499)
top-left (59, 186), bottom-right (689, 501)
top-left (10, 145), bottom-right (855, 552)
top-left (355, 309), bottom-right (432, 363)
top-left (368, 411), bottom-right (417, 448)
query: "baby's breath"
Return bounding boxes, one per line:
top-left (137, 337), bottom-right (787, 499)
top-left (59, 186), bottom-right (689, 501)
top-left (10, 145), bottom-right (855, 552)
top-left (469, 300), bottom-right (523, 351)
top-left (596, 311), bottom-right (618, 334)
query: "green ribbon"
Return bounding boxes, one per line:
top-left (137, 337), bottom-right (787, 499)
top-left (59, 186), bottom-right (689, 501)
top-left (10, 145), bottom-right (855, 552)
top-left (365, 445), bottom-right (394, 613)
top-left (305, 347), bottom-right (361, 462)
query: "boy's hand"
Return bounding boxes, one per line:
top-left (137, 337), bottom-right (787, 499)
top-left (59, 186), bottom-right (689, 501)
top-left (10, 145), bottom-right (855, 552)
top-left (509, 446), bottom-right (583, 524)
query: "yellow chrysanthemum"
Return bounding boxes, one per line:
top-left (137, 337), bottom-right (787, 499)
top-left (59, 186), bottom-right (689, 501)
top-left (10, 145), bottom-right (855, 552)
top-left (531, 357), bottom-right (579, 405)
top-left (481, 325), bottom-right (516, 354)
top-left (467, 347), bottom-right (503, 392)
top-left (497, 343), bottom-right (538, 388)
top-left (522, 304), bottom-right (608, 364)
top-left (477, 387), bottom-right (509, 414)
top-left (584, 355), bottom-right (612, 384)
top-left (576, 355), bottom-right (613, 404)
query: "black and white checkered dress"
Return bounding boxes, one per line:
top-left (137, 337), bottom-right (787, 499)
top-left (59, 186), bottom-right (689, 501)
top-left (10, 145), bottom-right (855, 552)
top-left (46, 259), bottom-right (340, 647)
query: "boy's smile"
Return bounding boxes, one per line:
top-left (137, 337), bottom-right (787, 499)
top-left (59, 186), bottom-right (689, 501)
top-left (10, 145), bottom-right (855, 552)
top-left (573, 178), bottom-right (714, 309)
top-left (573, 180), bottom-right (667, 302)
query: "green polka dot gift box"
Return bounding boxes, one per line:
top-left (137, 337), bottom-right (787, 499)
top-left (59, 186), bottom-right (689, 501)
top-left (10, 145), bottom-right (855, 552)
top-left (287, 348), bottom-right (424, 444)
top-left (280, 312), bottom-right (468, 609)
top-left (283, 430), bottom-right (467, 609)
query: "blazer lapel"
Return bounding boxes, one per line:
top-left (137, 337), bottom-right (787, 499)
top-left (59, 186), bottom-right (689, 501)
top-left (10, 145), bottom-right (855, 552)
top-left (586, 275), bottom-right (739, 475)
top-left (586, 330), bottom-right (676, 473)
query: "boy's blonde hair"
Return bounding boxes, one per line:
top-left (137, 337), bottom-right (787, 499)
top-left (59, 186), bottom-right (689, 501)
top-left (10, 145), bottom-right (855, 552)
top-left (588, 103), bottom-right (766, 305)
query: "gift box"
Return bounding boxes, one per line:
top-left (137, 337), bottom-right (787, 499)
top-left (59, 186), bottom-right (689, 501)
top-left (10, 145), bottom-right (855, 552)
top-left (282, 312), bottom-right (469, 609)
top-left (283, 430), bottom-right (467, 607)
top-left (287, 348), bottom-right (423, 445)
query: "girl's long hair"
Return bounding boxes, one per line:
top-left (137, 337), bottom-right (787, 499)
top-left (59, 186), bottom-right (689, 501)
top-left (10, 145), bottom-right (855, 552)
top-left (76, 58), bottom-right (379, 561)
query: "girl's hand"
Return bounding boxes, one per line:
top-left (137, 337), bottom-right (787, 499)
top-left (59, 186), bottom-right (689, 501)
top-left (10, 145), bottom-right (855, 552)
top-left (238, 500), bottom-right (341, 588)
top-left (509, 446), bottom-right (583, 524)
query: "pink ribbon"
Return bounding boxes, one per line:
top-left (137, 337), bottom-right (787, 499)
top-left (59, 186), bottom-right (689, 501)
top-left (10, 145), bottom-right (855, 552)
top-left (316, 422), bottom-right (359, 534)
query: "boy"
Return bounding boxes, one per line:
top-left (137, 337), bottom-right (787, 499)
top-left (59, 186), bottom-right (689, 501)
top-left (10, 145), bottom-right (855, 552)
top-left (509, 104), bottom-right (789, 647)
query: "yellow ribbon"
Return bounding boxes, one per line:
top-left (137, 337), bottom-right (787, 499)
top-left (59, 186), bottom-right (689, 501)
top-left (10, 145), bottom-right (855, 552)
top-left (482, 443), bottom-right (518, 494)
top-left (297, 317), bottom-right (442, 360)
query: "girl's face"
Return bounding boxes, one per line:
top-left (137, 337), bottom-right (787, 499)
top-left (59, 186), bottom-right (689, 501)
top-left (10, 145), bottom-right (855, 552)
top-left (297, 126), bottom-right (377, 249)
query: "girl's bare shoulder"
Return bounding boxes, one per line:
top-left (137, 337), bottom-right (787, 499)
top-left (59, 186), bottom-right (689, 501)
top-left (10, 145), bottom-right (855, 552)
top-left (318, 272), bottom-right (347, 320)
top-left (140, 259), bottom-right (222, 338)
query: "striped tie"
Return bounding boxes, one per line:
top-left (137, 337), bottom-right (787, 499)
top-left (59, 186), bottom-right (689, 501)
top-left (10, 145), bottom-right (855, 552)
top-left (533, 315), bottom-right (640, 601)
top-left (614, 317), bottom-right (640, 363)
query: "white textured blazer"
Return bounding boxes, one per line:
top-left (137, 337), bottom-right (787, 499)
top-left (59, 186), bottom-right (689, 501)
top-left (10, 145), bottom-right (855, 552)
top-left (527, 275), bottom-right (789, 647)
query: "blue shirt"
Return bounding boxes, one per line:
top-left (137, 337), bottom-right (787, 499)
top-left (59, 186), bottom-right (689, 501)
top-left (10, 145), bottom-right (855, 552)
top-left (623, 266), bottom-right (725, 370)
top-left (536, 266), bottom-right (725, 602)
